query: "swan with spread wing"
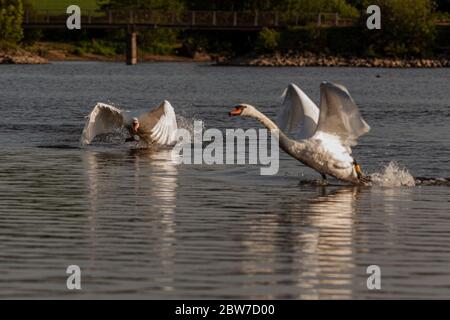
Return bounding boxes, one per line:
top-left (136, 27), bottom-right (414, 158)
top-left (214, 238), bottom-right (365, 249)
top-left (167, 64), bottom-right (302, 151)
top-left (229, 81), bottom-right (370, 184)
top-left (80, 100), bottom-right (178, 146)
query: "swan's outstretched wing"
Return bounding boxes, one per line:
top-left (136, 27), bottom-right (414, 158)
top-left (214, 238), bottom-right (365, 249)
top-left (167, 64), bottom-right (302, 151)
top-left (138, 100), bottom-right (178, 145)
top-left (277, 83), bottom-right (319, 139)
top-left (313, 82), bottom-right (370, 147)
top-left (80, 103), bottom-right (125, 145)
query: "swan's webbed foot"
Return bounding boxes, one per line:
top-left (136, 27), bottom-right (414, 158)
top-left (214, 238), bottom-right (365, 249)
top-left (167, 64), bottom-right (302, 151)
top-left (353, 160), bottom-right (372, 185)
top-left (353, 160), bottom-right (363, 179)
top-left (358, 175), bottom-right (372, 185)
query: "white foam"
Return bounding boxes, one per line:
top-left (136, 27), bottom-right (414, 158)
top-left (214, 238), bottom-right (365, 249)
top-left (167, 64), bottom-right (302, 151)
top-left (370, 161), bottom-right (416, 187)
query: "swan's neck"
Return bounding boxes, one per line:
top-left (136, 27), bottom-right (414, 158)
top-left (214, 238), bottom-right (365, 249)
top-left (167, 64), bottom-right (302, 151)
top-left (246, 108), bottom-right (305, 156)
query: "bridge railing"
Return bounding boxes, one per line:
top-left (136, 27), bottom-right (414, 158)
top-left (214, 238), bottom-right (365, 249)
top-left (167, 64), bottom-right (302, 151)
top-left (23, 9), bottom-right (357, 28)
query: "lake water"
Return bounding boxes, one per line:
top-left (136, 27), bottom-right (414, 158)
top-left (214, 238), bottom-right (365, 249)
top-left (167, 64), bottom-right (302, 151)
top-left (0, 62), bottom-right (449, 299)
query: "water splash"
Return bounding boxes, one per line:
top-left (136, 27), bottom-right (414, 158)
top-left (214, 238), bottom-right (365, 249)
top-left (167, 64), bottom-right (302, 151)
top-left (176, 115), bottom-right (204, 136)
top-left (370, 161), bottom-right (416, 187)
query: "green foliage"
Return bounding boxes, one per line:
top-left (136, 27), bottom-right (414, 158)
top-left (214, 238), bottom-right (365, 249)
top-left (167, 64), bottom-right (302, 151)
top-left (359, 0), bottom-right (436, 57)
top-left (22, 28), bottom-right (42, 45)
top-left (0, 0), bottom-right (24, 43)
top-left (274, 0), bottom-right (437, 57)
top-left (27, 0), bottom-right (98, 11)
top-left (185, 0), bottom-right (358, 16)
top-left (278, 26), bottom-right (363, 54)
top-left (436, 25), bottom-right (450, 48)
top-left (274, 0), bottom-right (359, 17)
top-left (185, 0), bottom-right (272, 10)
top-left (98, 0), bottom-right (183, 12)
top-left (139, 29), bottom-right (178, 55)
top-left (181, 30), bottom-right (255, 56)
top-left (72, 39), bottom-right (121, 56)
top-left (12, 0), bottom-right (447, 58)
top-left (256, 28), bottom-right (279, 52)
top-left (97, 1), bottom-right (182, 56)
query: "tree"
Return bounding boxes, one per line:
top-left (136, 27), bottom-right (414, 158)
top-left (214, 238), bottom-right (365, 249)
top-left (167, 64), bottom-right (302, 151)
top-left (274, 0), bottom-right (359, 17)
top-left (0, 0), bottom-right (24, 43)
top-left (97, 0), bottom-right (183, 12)
top-left (256, 28), bottom-right (279, 52)
top-left (360, 0), bottom-right (436, 57)
top-left (96, 0), bottom-right (183, 55)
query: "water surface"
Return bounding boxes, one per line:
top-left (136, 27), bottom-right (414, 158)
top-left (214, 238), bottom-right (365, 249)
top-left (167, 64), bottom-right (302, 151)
top-left (0, 62), bottom-right (449, 299)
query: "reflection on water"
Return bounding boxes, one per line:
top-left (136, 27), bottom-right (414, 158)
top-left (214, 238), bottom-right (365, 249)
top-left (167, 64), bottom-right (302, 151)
top-left (0, 147), bottom-right (449, 299)
top-left (0, 63), bottom-right (450, 299)
top-left (298, 187), bottom-right (359, 299)
top-left (237, 187), bottom-right (359, 299)
top-left (82, 148), bottom-right (179, 295)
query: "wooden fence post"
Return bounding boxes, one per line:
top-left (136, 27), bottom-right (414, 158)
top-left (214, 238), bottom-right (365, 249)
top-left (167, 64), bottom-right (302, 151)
top-left (126, 32), bottom-right (137, 65)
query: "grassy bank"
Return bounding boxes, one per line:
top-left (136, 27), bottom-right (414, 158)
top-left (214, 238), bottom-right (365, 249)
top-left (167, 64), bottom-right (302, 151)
top-left (23, 41), bottom-right (211, 62)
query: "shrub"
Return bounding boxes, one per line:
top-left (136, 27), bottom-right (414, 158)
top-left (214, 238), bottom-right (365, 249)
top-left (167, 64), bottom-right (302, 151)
top-left (72, 40), bottom-right (119, 56)
top-left (0, 0), bottom-right (24, 43)
top-left (256, 28), bottom-right (280, 53)
top-left (138, 29), bottom-right (178, 55)
top-left (278, 26), bottom-right (363, 55)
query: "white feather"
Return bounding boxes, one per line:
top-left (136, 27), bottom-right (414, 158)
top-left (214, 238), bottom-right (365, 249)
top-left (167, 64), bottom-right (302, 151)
top-left (150, 100), bottom-right (178, 145)
top-left (276, 83), bottom-right (319, 139)
top-left (80, 103), bottom-right (125, 145)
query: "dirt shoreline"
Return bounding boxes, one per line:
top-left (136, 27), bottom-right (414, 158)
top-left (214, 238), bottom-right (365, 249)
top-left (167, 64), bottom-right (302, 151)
top-left (0, 47), bottom-right (48, 64)
top-left (217, 52), bottom-right (450, 68)
top-left (2, 45), bottom-right (449, 67)
top-left (0, 42), bottom-right (213, 64)
top-left (40, 49), bottom-right (213, 63)
top-left (0, 50), bottom-right (212, 64)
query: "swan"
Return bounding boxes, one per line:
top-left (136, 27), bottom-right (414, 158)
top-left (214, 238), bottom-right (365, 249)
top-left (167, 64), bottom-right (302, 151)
top-left (80, 100), bottom-right (178, 146)
top-left (229, 81), bottom-right (370, 184)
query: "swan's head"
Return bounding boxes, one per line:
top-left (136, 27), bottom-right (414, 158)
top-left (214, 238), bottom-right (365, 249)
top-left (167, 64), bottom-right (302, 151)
top-left (229, 104), bottom-right (256, 117)
top-left (131, 117), bottom-right (140, 133)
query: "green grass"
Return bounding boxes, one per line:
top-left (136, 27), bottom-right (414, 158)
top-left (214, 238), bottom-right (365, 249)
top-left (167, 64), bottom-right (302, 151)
top-left (27, 0), bottom-right (99, 12)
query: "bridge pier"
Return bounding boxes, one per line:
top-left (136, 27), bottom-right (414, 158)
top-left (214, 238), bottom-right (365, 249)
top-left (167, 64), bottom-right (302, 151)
top-left (126, 32), bottom-right (137, 65)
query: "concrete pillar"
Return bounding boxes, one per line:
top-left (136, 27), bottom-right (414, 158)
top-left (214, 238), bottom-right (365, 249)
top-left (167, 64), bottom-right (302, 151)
top-left (126, 32), bottom-right (137, 65)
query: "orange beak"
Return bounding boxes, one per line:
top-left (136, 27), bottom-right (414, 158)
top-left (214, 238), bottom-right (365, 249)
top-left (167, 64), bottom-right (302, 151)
top-left (229, 107), bottom-right (242, 117)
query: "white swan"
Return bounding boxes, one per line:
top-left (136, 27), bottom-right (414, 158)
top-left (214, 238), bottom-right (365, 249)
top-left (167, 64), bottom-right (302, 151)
top-left (230, 81), bottom-right (370, 184)
top-left (80, 100), bottom-right (178, 146)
